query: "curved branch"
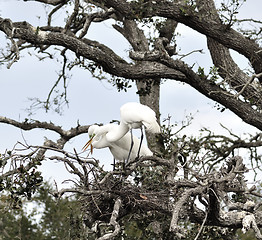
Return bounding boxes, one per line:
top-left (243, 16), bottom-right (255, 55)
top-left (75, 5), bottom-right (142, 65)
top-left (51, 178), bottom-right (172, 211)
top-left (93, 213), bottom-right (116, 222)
top-left (3, 17), bottom-right (262, 131)
top-left (2, 16), bottom-right (262, 131)
top-left (195, 0), bottom-right (262, 104)
top-left (97, 198), bottom-right (122, 240)
top-left (170, 186), bottom-right (205, 237)
top-left (1, 18), bottom-right (184, 81)
top-left (0, 116), bottom-right (89, 142)
top-left (24, 0), bottom-right (68, 6)
top-left (100, 0), bottom-right (262, 75)
top-left (64, 0), bottom-right (79, 32)
top-left (131, 47), bottom-right (262, 130)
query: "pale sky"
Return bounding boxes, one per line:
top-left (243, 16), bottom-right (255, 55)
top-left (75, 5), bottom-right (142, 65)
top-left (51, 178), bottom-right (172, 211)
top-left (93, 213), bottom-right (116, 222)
top-left (0, 0), bottom-right (261, 185)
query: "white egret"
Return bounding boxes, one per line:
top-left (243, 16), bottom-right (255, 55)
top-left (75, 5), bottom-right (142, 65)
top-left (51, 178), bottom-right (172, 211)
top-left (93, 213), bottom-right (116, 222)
top-left (105, 102), bottom-right (161, 160)
top-left (82, 124), bottom-right (153, 166)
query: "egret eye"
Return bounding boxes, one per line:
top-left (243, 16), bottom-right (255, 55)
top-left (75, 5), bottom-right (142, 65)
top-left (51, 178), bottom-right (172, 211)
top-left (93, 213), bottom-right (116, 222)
top-left (89, 133), bottom-right (95, 138)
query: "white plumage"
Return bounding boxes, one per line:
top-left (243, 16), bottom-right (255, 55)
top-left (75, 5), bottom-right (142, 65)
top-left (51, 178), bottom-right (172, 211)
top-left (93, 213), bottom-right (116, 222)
top-left (83, 124), bottom-right (153, 162)
top-left (83, 102), bottom-right (160, 164)
top-left (106, 102), bottom-right (161, 143)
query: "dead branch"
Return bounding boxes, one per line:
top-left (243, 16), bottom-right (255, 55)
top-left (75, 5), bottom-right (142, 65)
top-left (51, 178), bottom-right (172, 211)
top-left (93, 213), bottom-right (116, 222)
top-left (97, 198), bottom-right (122, 240)
top-left (169, 186), bottom-right (205, 238)
top-left (64, 0), bottom-right (80, 32)
top-left (47, 2), bottom-right (66, 26)
top-left (1, 139), bottom-right (54, 178)
top-left (0, 18), bottom-right (20, 68)
top-left (56, 188), bottom-right (102, 198)
top-left (235, 72), bottom-right (262, 99)
top-left (242, 214), bottom-right (262, 239)
top-left (27, 0), bottom-right (68, 6)
top-left (78, 7), bottom-right (115, 39)
top-left (0, 116), bottom-right (90, 145)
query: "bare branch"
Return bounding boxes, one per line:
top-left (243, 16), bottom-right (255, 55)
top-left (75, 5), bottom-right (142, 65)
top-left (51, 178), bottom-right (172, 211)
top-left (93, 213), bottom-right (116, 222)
top-left (25, 0), bottom-right (68, 6)
top-left (64, 0), bottom-right (80, 32)
top-left (97, 198), bottom-right (122, 240)
top-left (194, 210), bottom-right (208, 240)
top-left (47, 2), bottom-right (66, 26)
top-left (0, 116), bottom-right (90, 143)
top-left (169, 186), bottom-right (204, 237)
top-left (78, 7), bottom-right (115, 39)
top-left (234, 72), bottom-right (262, 99)
top-left (242, 214), bottom-right (262, 240)
top-left (56, 188), bottom-right (102, 198)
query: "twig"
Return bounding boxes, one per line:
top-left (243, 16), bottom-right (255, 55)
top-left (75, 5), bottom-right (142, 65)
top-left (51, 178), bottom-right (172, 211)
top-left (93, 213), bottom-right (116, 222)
top-left (26, 0), bottom-right (66, 5)
top-left (44, 48), bottom-right (69, 112)
top-left (56, 188), bottom-right (102, 198)
top-left (194, 210), bottom-right (208, 240)
top-left (47, 2), bottom-right (66, 26)
top-left (178, 49), bottom-right (204, 60)
top-left (7, 37), bottom-right (20, 69)
top-left (234, 72), bottom-right (262, 99)
top-left (49, 155), bottom-right (84, 180)
top-left (238, 18), bottom-right (262, 24)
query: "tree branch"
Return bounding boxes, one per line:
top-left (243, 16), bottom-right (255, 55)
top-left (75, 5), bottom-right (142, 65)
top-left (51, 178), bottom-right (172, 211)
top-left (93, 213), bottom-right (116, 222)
top-left (234, 72), bottom-right (262, 99)
top-left (97, 198), bottom-right (122, 240)
top-left (131, 45), bottom-right (262, 131)
top-left (24, 0), bottom-right (68, 6)
top-left (170, 186), bottom-right (205, 238)
top-left (0, 116), bottom-right (89, 143)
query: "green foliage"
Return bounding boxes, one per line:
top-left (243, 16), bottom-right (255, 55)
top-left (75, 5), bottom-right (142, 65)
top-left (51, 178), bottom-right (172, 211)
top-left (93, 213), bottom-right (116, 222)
top-left (110, 76), bottom-right (132, 92)
top-left (208, 66), bottom-right (220, 84)
top-left (183, 224), bottom-right (237, 240)
top-left (116, 213), bottom-right (174, 240)
top-left (0, 209), bottom-right (43, 240)
top-left (179, 0), bottom-right (197, 16)
top-left (236, 229), bottom-right (256, 240)
top-left (0, 182), bottom-right (86, 240)
top-left (197, 65), bottom-right (220, 83)
top-left (136, 80), bottom-right (154, 96)
top-left (132, 0), bottom-right (158, 20)
top-left (0, 150), bottom-right (43, 208)
top-left (197, 66), bottom-right (206, 79)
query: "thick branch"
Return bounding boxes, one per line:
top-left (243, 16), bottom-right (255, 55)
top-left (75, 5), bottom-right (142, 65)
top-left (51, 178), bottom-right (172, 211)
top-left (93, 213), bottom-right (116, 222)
top-left (24, 0), bottom-right (68, 6)
top-left (195, 0), bottom-right (262, 103)
top-left (0, 116), bottom-right (89, 143)
top-left (130, 48), bottom-right (262, 131)
top-left (102, 0), bottom-right (262, 75)
top-left (170, 186), bottom-right (204, 237)
top-left (1, 18), bottom-right (185, 81)
top-left (97, 198), bottom-right (122, 240)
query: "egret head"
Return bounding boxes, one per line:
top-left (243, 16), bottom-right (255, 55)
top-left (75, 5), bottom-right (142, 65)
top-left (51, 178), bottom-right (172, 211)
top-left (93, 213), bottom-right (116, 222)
top-left (82, 125), bottom-right (100, 153)
top-left (82, 133), bottom-right (95, 153)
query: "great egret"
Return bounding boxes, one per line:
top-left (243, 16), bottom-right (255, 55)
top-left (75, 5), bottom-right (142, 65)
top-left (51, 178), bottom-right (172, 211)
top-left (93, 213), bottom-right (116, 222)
top-left (83, 124), bottom-right (153, 165)
top-left (106, 102), bottom-right (161, 160)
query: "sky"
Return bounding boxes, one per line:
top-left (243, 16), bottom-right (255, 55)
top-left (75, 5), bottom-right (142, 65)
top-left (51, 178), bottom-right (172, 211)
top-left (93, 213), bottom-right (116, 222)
top-left (0, 0), bottom-right (261, 186)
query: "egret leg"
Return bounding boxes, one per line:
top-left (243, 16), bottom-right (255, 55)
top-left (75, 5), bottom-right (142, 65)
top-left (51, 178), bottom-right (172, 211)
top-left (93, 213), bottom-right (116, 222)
top-left (112, 158), bottom-right (116, 171)
top-left (126, 128), bottom-right (134, 167)
top-left (137, 127), bottom-right (143, 158)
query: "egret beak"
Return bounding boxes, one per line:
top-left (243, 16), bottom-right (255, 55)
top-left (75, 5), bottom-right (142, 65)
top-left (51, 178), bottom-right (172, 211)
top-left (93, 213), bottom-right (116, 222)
top-left (82, 135), bottom-right (94, 153)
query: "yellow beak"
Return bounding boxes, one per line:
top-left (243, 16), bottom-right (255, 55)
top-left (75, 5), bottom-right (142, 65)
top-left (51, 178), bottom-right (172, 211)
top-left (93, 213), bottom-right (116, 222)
top-left (82, 135), bottom-right (94, 153)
